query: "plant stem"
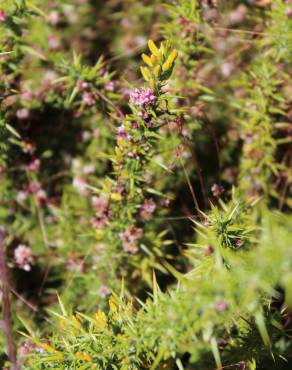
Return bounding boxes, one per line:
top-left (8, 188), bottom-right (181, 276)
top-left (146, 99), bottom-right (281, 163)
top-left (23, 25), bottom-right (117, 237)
top-left (0, 228), bottom-right (20, 370)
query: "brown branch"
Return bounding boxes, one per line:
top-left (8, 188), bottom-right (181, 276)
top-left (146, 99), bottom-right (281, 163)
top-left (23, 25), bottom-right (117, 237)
top-left (0, 227), bottom-right (20, 370)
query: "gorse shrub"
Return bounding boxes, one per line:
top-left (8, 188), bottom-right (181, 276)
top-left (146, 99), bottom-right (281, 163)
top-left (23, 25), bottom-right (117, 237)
top-left (0, 1), bottom-right (291, 369)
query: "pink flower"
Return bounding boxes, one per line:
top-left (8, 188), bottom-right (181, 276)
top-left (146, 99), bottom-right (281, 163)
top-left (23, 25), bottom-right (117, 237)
top-left (216, 300), bottom-right (228, 312)
top-left (130, 88), bottom-right (156, 106)
top-left (66, 257), bottom-right (84, 272)
top-left (27, 158), bottom-right (40, 171)
top-left (123, 241), bottom-right (138, 254)
top-left (131, 121), bottom-right (139, 129)
top-left (48, 35), bottom-right (60, 49)
top-left (83, 163), bottom-right (95, 175)
top-left (0, 9), bottom-right (6, 22)
top-left (91, 196), bottom-right (108, 213)
top-left (119, 225), bottom-right (143, 242)
top-left (105, 81), bottom-right (115, 91)
top-left (82, 91), bottom-right (95, 106)
top-left (14, 245), bottom-right (35, 271)
top-left (91, 215), bottom-right (108, 230)
top-left (16, 108), bottom-right (29, 120)
top-left (36, 189), bottom-right (47, 205)
top-left (116, 125), bottom-right (131, 140)
top-left (48, 10), bottom-right (60, 26)
top-left (21, 91), bottom-right (34, 101)
top-left (211, 183), bottom-right (224, 198)
top-left (28, 181), bottom-right (41, 193)
top-left (98, 285), bottom-right (111, 298)
top-left (16, 189), bottom-right (29, 202)
top-left (82, 130), bottom-right (92, 141)
top-left (76, 80), bottom-right (89, 90)
top-left (140, 198), bottom-right (156, 220)
top-left (72, 177), bottom-right (88, 196)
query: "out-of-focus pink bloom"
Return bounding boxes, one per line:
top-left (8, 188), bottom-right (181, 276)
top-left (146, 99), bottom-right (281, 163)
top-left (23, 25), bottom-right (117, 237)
top-left (119, 226), bottom-right (143, 244)
top-left (91, 215), bottom-right (108, 230)
top-left (221, 61), bottom-right (235, 78)
top-left (93, 129), bottom-right (100, 138)
top-left (126, 152), bottom-right (139, 159)
top-left (66, 257), bottom-right (84, 272)
top-left (27, 158), bottom-right (40, 171)
top-left (123, 241), bottom-right (138, 254)
top-left (83, 163), bottom-right (95, 175)
top-left (22, 142), bottom-right (35, 154)
top-left (16, 108), bottom-right (29, 120)
top-left (36, 189), bottom-right (48, 204)
top-left (0, 9), bottom-right (6, 22)
top-left (211, 183), bottom-right (224, 198)
top-left (82, 130), bottom-right (92, 141)
top-left (162, 197), bottom-right (171, 208)
top-left (19, 340), bottom-right (39, 357)
top-left (228, 5), bottom-right (247, 25)
top-left (21, 91), bottom-right (33, 101)
top-left (137, 111), bottom-right (148, 119)
top-left (91, 196), bottom-right (108, 213)
top-left (16, 189), bottom-right (29, 202)
top-left (48, 10), bottom-right (60, 25)
top-left (98, 285), bottom-right (111, 298)
top-left (140, 198), bottom-right (156, 220)
top-left (76, 80), bottom-right (89, 90)
top-left (28, 181), bottom-right (41, 193)
top-left (216, 300), bottom-right (228, 312)
top-left (82, 91), bottom-right (95, 106)
top-left (116, 125), bottom-right (131, 140)
top-left (48, 35), bottom-right (60, 49)
top-left (105, 81), bottom-right (115, 91)
top-left (72, 177), bottom-right (88, 196)
top-left (131, 121), bottom-right (139, 129)
top-left (14, 245), bottom-right (35, 271)
top-left (286, 8), bottom-right (292, 18)
top-left (130, 88), bottom-right (156, 106)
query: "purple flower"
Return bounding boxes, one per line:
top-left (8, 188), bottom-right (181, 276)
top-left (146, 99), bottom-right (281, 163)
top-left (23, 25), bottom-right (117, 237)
top-left (130, 88), bottom-right (156, 106)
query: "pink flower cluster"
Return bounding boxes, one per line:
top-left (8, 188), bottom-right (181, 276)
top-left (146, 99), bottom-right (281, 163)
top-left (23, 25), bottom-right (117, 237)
top-left (119, 225), bottom-right (143, 254)
top-left (14, 245), bottom-right (35, 271)
top-left (91, 195), bottom-right (110, 230)
top-left (0, 9), bottom-right (6, 22)
top-left (140, 198), bottom-right (156, 220)
top-left (130, 88), bottom-right (156, 106)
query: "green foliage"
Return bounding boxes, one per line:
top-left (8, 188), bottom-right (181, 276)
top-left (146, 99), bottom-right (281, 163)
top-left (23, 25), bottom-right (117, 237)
top-left (0, 1), bottom-right (291, 369)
